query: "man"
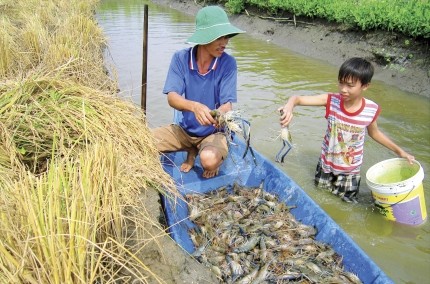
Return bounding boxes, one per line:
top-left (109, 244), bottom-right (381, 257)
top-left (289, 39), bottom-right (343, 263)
top-left (152, 6), bottom-right (245, 178)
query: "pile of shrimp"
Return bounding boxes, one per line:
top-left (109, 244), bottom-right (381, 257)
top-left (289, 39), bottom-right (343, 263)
top-left (186, 183), bottom-right (362, 283)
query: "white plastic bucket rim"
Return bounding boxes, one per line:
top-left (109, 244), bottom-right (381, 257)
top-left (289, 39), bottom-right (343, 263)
top-left (366, 158), bottom-right (424, 195)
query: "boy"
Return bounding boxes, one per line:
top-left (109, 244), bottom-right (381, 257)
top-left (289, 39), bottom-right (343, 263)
top-left (278, 57), bottom-right (414, 202)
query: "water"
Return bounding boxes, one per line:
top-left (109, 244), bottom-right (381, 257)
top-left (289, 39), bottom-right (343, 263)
top-left (371, 162), bottom-right (420, 184)
top-left (96, 1), bottom-right (430, 283)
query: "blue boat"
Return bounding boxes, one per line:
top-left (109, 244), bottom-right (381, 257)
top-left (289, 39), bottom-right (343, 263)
top-left (160, 135), bottom-right (393, 284)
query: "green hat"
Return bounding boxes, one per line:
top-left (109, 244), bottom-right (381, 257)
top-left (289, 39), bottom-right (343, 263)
top-left (186, 6), bottom-right (245, 45)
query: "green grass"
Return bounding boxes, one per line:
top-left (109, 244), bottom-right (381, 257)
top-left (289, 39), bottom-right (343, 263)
top-left (222, 0), bottom-right (430, 38)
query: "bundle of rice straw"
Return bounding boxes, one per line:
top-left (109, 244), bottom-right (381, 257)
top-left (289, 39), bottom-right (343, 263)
top-left (0, 74), bottom-right (178, 283)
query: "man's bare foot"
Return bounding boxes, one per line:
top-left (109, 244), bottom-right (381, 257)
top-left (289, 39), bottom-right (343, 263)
top-left (202, 168), bottom-right (219, 178)
top-left (180, 148), bottom-right (197, 173)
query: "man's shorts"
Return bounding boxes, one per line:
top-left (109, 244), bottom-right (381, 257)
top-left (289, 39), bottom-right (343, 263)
top-left (151, 124), bottom-right (228, 159)
top-left (314, 159), bottom-right (360, 203)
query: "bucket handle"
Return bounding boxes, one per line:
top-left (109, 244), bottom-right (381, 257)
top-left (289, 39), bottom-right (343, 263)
top-left (373, 184), bottom-right (416, 209)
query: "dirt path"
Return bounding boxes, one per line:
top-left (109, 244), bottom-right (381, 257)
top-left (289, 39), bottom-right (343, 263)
top-left (153, 0), bottom-right (430, 98)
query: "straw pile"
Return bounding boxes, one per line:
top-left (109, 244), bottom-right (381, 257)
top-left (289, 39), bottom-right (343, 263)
top-left (0, 0), bottom-right (178, 283)
top-left (0, 0), bottom-right (113, 90)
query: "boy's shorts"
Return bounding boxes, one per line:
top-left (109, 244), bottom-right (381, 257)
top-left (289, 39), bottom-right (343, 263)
top-left (151, 124), bottom-right (228, 159)
top-left (314, 159), bottom-right (360, 203)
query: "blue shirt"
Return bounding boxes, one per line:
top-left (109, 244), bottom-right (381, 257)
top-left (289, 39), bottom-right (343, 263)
top-left (163, 46), bottom-right (238, 137)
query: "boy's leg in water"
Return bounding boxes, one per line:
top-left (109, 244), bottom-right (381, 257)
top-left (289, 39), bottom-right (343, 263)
top-left (333, 174), bottom-right (360, 203)
top-left (314, 159), bottom-right (335, 190)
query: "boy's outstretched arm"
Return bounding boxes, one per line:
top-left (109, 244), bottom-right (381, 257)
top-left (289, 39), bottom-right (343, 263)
top-left (278, 94), bottom-right (328, 127)
top-left (367, 120), bottom-right (415, 163)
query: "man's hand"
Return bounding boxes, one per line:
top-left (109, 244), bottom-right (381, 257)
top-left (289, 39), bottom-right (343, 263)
top-left (192, 102), bottom-right (217, 126)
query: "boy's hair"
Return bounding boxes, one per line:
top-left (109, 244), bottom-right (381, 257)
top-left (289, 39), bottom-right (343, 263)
top-left (338, 57), bottom-right (374, 85)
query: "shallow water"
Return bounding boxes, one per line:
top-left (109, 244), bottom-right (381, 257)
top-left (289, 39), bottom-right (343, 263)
top-left (97, 0), bottom-right (430, 283)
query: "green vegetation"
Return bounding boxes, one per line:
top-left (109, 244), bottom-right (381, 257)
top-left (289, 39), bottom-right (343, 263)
top-left (222, 0), bottom-right (430, 38)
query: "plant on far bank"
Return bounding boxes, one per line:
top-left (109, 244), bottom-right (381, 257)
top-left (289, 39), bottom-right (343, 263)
top-left (225, 0), bottom-right (245, 14)
top-left (218, 0), bottom-right (430, 38)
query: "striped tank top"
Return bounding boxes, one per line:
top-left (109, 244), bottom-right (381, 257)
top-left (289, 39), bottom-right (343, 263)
top-left (320, 94), bottom-right (380, 175)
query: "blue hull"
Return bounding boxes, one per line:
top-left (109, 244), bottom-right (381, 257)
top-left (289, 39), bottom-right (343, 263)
top-left (160, 136), bottom-right (393, 284)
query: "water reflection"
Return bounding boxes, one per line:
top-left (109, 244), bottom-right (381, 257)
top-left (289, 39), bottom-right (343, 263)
top-left (97, 0), bottom-right (430, 283)
top-left (97, 0), bottom-right (195, 126)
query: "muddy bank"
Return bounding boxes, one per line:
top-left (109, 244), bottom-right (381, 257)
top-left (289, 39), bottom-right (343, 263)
top-left (153, 0), bottom-right (430, 98)
top-left (137, 188), bottom-right (219, 283)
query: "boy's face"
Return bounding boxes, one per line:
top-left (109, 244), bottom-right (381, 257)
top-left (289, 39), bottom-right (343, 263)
top-left (338, 77), bottom-right (369, 102)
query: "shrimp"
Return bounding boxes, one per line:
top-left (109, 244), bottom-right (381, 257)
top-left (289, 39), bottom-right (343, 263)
top-left (275, 110), bottom-right (293, 163)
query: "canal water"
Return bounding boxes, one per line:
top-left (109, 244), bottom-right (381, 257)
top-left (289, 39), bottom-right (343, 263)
top-left (97, 0), bottom-right (430, 283)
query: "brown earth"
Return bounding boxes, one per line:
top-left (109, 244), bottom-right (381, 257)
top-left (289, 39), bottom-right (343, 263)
top-left (136, 188), bottom-right (219, 283)
top-left (154, 0), bottom-right (430, 98)
top-left (139, 1), bottom-right (430, 283)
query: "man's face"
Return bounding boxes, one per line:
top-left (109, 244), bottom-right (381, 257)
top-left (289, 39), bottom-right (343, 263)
top-left (204, 36), bottom-right (230, 57)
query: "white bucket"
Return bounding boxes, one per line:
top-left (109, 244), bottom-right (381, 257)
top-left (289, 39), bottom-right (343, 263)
top-left (366, 158), bottom-right (427, 226)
